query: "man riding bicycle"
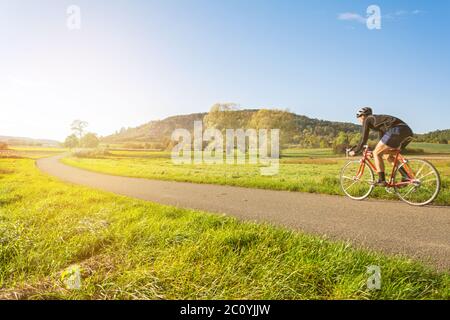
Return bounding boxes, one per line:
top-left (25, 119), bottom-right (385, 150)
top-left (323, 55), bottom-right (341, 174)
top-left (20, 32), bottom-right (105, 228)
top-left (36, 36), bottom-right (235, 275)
top-left (349, 107), bottom-right (414, 187)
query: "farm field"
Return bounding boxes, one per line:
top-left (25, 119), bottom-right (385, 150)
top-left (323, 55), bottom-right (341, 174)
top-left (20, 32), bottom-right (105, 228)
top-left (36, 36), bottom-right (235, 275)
top-left (0, 146), bottom-right (67, 159)
top-left (62, 148), bottom-right (450, 206)
top-left (0, 156), bottom-right (449, 299)
top-left (410, 142), bottom-right (450, 154)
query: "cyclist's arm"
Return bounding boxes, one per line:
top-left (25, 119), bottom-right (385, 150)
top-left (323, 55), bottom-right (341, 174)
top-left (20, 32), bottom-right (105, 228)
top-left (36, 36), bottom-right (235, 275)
top-left (353, 117), bottom-right (373, 153)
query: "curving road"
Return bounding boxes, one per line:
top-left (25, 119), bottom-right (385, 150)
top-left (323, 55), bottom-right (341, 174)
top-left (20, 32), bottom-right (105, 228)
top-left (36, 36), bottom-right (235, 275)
top-left (37, 155), bottom-right (450, 270)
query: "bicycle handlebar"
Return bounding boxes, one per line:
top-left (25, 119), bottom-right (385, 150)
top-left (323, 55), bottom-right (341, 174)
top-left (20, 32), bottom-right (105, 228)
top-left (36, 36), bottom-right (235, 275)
top-left (346, 145), bottom-right (370, 158)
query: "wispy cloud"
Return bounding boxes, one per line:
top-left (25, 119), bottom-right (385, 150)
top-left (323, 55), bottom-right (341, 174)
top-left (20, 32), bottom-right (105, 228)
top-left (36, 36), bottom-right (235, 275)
top-left (338, 9), bottom-right (424, 25)
top-left (338, 12), bottom-right (366, 24)
top-left (385, 9), bottom-right (424, 19)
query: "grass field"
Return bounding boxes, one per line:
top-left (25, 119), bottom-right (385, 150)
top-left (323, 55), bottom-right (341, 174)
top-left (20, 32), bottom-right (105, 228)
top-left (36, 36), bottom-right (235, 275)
top-left (0, 158), bottom-right (449, 299)
top-left (62, 149), bottom-right (450, 206)
top-left (0, 146), bottom-right (66, 159)
top-left (9, 146), bottom-right (66, 152)
top-left (410, 142), bottom-right (450, 154)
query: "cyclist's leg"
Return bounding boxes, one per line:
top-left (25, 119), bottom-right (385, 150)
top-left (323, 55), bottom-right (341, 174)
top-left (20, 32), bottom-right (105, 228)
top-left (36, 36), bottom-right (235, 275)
top-left (383, 152), bottom-right (397, 165)
top-left (382, 127), bottom-right (413, 180)
top-left (382, 149), bottom-right (410, 181)
top-left (375, 128), bottom-right (398, 176)
top-left (398, 134), bottom-right (414, 180)
top-left (373, 141), bottom-right (391, 184)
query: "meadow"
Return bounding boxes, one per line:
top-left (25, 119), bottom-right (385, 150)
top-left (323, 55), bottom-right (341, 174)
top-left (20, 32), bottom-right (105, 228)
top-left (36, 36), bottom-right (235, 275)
top-left (62, 148), bottom-right (450, 206)
top-left (0, 146), bottom-right (68, 159)
top-left (409, 142), bottom-right (450, 154)
top-left (0, 156), bottom-right (449, 299)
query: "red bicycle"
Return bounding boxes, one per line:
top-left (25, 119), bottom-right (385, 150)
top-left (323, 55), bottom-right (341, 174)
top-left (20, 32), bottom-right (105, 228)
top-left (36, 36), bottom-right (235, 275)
top-left (340, 143), bottom-right (441, 206)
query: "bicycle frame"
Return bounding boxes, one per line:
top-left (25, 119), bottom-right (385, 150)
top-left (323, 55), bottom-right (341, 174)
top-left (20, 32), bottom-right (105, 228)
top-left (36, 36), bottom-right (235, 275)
top-left (353, 146), bottom-right (416, 187)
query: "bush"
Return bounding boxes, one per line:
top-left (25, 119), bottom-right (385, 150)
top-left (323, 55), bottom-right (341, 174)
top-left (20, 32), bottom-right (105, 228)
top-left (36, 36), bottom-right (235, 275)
top-left (439, 139), bottom-right (448, 145)
top-left (333, 144), bottom-right (349, 155)
top-left (0, 142), bottom-right (8, 150)
top-left (80, 133), bottom-right (100, 148)
top-left (64, 134), bottom-right (79, 148)
top-left (122, 142), bottom-right (145, 149)
top-left (403, 148), bottom-right (425, 155)
top-left (72, 148), bottom-right (111, 158)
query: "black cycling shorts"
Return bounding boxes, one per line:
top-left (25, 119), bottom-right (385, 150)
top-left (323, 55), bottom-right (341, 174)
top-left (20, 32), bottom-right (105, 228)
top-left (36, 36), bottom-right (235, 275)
top-left (381, 126), bottom-right (413, 149)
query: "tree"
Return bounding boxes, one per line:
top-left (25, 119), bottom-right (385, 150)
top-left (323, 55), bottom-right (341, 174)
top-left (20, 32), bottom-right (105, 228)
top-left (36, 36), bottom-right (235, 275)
top-left (203, 103), bottom-right (245, 131)
top-left (333, 132), bottom-right (350, 154)
top-left (335, 132), bottom-right (349, 145)
top-left (80, 133), bottom-right (100, 148)
top-left (439, 139), bottom-right (448, 145)
top-left (0, 142), bottom-right (8, 150)
top-left (64, 134), bottom-right (79, 148)
top-left (71, 120), bottom-right (88, 140)
top-left (348, 133), bottom-right (362, 146)
top-left (248, 109), bottom-right (297, 146)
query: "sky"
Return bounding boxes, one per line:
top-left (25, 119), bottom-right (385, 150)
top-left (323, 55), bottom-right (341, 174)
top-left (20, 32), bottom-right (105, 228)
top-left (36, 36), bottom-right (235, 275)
top-left (1, 0), bottom-right (449, 141)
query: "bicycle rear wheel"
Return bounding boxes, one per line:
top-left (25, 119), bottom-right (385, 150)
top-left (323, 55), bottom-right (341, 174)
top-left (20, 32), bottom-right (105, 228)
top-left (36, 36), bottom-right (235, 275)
top-left (394, 159), bottom-right (441, 206)
top-left (340, 160), bottom-right (375, 200)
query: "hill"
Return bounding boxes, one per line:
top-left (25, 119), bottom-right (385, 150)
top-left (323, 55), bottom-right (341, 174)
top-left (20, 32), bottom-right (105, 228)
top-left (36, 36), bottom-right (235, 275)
top-left (0, 135), bottom-right (60, 147)
top-left (415, 129), bottom-right (450, 144)
top-left (102, 109), bottom-right (449, 150)
top-left (102, 109), bottom-right (361, 149)
top-left (103, 112), bottom-right (207, 145)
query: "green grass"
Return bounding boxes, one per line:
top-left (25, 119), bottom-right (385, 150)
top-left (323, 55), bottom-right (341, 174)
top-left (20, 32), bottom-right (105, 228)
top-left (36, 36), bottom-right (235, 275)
top-left (410, 142), bottom-right (450, 154)
top-left (0, 158), bottom-right (449, 299)
top-left (1, 146), bottom-right (67, 159)
top-left (62, 151), bottom-right (450, 206)
top-left (9, 146), bottom-right (66, 152)
top-left (282, 148), bottom-right (336, 158)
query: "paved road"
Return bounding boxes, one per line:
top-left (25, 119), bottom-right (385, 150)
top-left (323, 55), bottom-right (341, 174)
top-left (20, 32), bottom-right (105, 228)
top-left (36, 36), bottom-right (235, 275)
top-left (37, 155), bottom-right (450, 270)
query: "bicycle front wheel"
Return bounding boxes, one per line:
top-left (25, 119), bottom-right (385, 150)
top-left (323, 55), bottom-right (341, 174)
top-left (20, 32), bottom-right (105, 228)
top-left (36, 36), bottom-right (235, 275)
top-left (394, 159), bottom-right (441, 206)
top-left (340, 160), bottom-right (375, 200)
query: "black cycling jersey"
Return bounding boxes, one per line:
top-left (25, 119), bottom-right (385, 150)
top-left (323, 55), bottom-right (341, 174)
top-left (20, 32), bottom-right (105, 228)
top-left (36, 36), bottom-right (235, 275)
top-left (353, 114), bottom-right (412, 153)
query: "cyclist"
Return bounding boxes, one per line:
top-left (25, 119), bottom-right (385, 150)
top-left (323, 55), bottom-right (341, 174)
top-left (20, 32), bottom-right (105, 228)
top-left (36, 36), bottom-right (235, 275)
top-left (349, 107), bottom-right (414, 186)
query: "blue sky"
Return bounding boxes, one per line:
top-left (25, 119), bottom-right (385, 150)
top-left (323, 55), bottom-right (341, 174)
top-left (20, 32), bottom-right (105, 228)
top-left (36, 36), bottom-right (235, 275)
top-left (1, 0), bottom-right (449, 140)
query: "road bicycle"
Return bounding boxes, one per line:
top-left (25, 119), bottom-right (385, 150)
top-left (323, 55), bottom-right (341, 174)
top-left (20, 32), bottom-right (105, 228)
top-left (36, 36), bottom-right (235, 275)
top-left (340, 141), bottom-right (441, 206)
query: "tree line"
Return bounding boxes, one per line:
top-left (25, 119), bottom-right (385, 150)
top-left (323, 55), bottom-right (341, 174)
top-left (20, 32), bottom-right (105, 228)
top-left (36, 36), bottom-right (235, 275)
top-left (74, 104), bottom-right (448, 152)
top-left (63, 120), bottom-right (100, 148)
top-left (414, 129), bottom-right (449, 145)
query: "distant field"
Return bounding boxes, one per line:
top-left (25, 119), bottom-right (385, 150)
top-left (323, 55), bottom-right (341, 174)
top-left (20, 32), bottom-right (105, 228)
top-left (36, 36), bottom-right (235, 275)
top-left (0, 158), bottom-right (449, 299)
top-left (410, 143), bottom-right (450, 154)
top-left (282, 148), bottom-right (336, 158)
top-left (62, 149), bottom-right (450, 206)
top-left (9, 146), bottom-right (65, 152)
top-left (1, 146), bottom-right (66, 159)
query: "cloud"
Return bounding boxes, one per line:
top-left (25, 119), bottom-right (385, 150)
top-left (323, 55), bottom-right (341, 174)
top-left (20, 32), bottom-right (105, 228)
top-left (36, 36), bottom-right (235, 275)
top-left (385, 9), bottom-right (424, 19)
top-left (338, 12), bottom-right (366, 24)
top-left (338, 9), bottom-right (423, 25)
top-left (395, 10), bottom-right (408, 16)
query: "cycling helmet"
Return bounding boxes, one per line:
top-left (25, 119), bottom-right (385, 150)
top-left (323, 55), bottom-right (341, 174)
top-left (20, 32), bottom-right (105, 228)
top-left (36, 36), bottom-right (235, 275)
top-left (356, 107), bottom-right (373, 118)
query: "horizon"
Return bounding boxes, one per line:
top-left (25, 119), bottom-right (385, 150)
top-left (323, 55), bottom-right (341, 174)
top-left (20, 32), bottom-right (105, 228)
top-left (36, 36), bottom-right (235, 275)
top-left (1, 0), bottom-right (449, 141)
top-left (1, 107), bottom-right (446, 143)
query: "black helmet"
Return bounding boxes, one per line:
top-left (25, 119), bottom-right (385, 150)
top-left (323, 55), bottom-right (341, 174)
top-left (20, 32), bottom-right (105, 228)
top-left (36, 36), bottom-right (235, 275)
top-left (356, 107), bottom-right (373, 118)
